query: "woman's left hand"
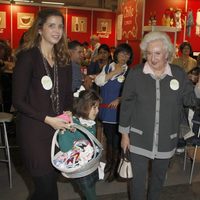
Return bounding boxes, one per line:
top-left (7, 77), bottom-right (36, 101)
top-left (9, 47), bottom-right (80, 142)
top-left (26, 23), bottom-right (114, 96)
top-left (108, 98), bottom-right (120, 109)
top-left (44, 116), bottom-right (72, 130)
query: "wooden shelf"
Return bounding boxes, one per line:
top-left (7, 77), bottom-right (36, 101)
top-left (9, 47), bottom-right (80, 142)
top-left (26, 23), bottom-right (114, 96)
top-left (143, 26), bottom-right (181, 33)
top-left (143, 26), bottom-right (181, 47)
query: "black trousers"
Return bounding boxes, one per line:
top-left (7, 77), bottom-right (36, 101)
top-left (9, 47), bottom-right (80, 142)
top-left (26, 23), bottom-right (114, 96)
top-left (31, 171), bottom-right (58, 200)
top-left (103, 123), bottom-right (121, 150)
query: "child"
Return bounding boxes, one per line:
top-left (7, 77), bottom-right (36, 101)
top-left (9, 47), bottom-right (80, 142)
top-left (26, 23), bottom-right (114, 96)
top-left (95, 43), bottom-right (133, 182)
top-left (57, 89), bottom-right (101, 200)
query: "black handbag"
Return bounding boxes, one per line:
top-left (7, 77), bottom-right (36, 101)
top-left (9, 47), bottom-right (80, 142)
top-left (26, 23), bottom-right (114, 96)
top-left (117, 149), bottom-right (133, 179)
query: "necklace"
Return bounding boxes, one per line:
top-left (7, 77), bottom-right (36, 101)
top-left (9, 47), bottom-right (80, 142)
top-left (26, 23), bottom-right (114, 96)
top-left (38, 47), bottom-right (60, 114)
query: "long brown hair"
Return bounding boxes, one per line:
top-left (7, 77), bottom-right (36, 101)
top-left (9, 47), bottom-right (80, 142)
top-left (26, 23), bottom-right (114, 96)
top-left (16, 9), bottom-right (70, 66)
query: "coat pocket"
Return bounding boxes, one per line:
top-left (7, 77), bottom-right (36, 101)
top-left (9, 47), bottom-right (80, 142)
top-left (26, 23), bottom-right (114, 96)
top-left (170, 133), bottom-right (177, 139)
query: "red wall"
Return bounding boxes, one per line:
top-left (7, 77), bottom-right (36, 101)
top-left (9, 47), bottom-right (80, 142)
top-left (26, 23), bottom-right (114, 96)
top-left (145, 0), bottom-right (200, 52)
top-left (11, 5), bottom-right (39, 49)
top-left (0, 4), bottom-right (12, 44)
top-left (186, 0), bottom-right (200, 52)
top-left (0, 4), bottom-right (116, 50)
top-left (145, 0), bottom-right (186, 46)
top-left (67, 8), bottom-right (92, 43)
top-left (117, 0), bottom-right (144, 65)
top-left (92, 11), bottom-right (116, 47)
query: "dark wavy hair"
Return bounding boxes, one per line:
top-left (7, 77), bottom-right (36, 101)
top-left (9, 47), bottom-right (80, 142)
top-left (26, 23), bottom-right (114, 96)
top-left (179, 42), bottom-right (193, 55)
top-left (113, 43), bottom-right (133, 65)
top-left (73, 89), bottom-right (101, 119)
top-left (16, 9), bottom-right (70, 66)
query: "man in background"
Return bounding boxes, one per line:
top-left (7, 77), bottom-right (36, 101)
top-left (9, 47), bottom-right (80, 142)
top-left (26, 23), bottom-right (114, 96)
top-left (68, 40), bottom-right (84, 92)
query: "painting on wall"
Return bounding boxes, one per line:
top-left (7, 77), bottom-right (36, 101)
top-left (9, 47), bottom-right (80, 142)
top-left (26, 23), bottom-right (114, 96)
top-left (97, 18), bottom-right (112, 38)
top-left (72, 16), bottom-right (87, 32)
top-left (97, 18), bottom-right (112, 34)
top-left (0, 12), bottom-right (6, 29)
top-left (17, 13), bottom-right (34, 29)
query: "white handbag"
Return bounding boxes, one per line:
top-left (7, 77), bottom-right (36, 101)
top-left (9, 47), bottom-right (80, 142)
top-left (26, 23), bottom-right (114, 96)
top-left (117, 150), bottom-right (133, 179)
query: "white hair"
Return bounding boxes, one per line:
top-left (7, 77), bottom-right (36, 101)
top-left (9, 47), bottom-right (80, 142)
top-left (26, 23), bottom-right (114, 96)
top-left (140, 32), bottom-right (175, 61)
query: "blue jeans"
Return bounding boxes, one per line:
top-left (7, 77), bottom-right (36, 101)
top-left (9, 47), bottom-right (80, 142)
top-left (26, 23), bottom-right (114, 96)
top-left (71, 170), bottom-right (98, 200)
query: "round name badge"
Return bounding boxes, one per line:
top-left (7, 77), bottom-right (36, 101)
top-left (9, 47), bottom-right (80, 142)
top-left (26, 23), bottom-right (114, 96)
top-left (41, 75), bottom-right (52, 90)
top-left (170, 79), bottom-right (179, 91)
top-left (117, 75), bottom-right (125, 83)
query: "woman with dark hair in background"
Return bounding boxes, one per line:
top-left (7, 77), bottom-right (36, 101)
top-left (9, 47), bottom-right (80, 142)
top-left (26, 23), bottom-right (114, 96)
top-left (12, 9), bottom-right (73, 200)
top-left (172, 41), bottom-right (197, 73)
top-left (84, 44), bottom-right (112, 90)
top-left (95, 43), bottom-right (133, 182)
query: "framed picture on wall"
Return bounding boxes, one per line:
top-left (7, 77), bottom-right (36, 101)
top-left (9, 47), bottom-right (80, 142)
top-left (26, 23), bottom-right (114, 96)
top-left (97, 18), bottom-right (112, 34)
top-left (0, 12), bottom-right (6, 29)
top-left (72, 16), bottom-right (87, 33)
top-left (17, 13), bottom-right (34, 29)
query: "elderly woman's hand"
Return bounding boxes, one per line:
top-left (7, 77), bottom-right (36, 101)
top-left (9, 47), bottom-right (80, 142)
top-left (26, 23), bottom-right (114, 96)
top-left (121, 134), bottom-right (130, 152)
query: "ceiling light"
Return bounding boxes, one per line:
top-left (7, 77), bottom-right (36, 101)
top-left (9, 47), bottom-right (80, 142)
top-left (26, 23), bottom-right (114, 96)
top-left (41, 1), bottom-right (65, 5)
top-left (12, 0), bottom-right (34, 2)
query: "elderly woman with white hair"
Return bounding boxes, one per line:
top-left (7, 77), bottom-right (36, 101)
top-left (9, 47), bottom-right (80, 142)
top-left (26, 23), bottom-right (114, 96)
top-left (119, 31), bottom-right (200, 200)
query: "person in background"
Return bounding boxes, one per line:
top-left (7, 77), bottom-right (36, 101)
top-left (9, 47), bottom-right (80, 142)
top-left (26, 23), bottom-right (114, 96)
top-left (196, 53), bottom-right (200, 68)
top-left (82, 41), bottom-right (93, 66)
top-left (119, 31), bottom-right (200, 200)
top-left (172, 41), bottom-right (197, 73)
top-left (85, 44), bottom-right (112, 90)
top-left (68, 40), bottom-right (84, 92)
top-left (110, 46), bottom-right (116, 61)
top-left (90, 34), bottom-right (101, 62)
top-left (172, 42), bottom-right (197, 153)
top-left (187, 67), bottom-right (200, 136)
top-left (12, 9), bottom-right (73, 200)
top-left (0, 39), bottom-right (12, 64)
top-left (58, 89), bottom-right (101, 200)
top-left (95, 43), bottom-right (133, 182)
top-left (0, 39), bottom-right (14, 112)
top-left (88, 44), bottom-right (112, 76)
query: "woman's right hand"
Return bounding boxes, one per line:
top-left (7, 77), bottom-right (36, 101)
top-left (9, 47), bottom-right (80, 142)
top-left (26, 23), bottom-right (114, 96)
top-left (44, 116), bottom-right (72, 130)
top-left (121, 134), bottom-right (130, 152)
top-left (114, 63), bottom-right (124, 75)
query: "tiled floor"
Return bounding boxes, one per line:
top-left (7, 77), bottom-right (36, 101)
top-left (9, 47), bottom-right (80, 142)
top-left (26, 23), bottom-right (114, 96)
top-left (1, 127), bottom-right (200, 200)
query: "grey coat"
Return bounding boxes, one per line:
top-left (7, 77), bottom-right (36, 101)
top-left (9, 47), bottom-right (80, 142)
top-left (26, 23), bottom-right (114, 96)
top-left (119, 64), bottom-right (198, 159)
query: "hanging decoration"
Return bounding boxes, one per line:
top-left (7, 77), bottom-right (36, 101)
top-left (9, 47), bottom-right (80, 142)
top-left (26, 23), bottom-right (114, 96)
top-left (186, 10), bottom-right (194, 37)
top-left (196, 9), bottom-right (200, 37)
top-left (174, 9), bottom-right (182, 29)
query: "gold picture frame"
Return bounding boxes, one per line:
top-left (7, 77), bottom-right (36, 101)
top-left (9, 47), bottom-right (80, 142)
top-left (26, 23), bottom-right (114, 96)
top-left (0, 12), bottom-right (6, 29)
top-left (72, 16), bottom-right (87, 33)
top-left (97, 18), bottom-right (112, 34)
top-left (17, 13), bottom-right (34, 29)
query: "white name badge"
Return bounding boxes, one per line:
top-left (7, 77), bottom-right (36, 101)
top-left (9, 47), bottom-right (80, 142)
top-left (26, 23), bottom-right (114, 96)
top-left (41, 75), bottom-right (52, 90)
top-left (117, 75), bottom-right (125, 83)
top-left (170, 79), bottom-right (179, 90)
